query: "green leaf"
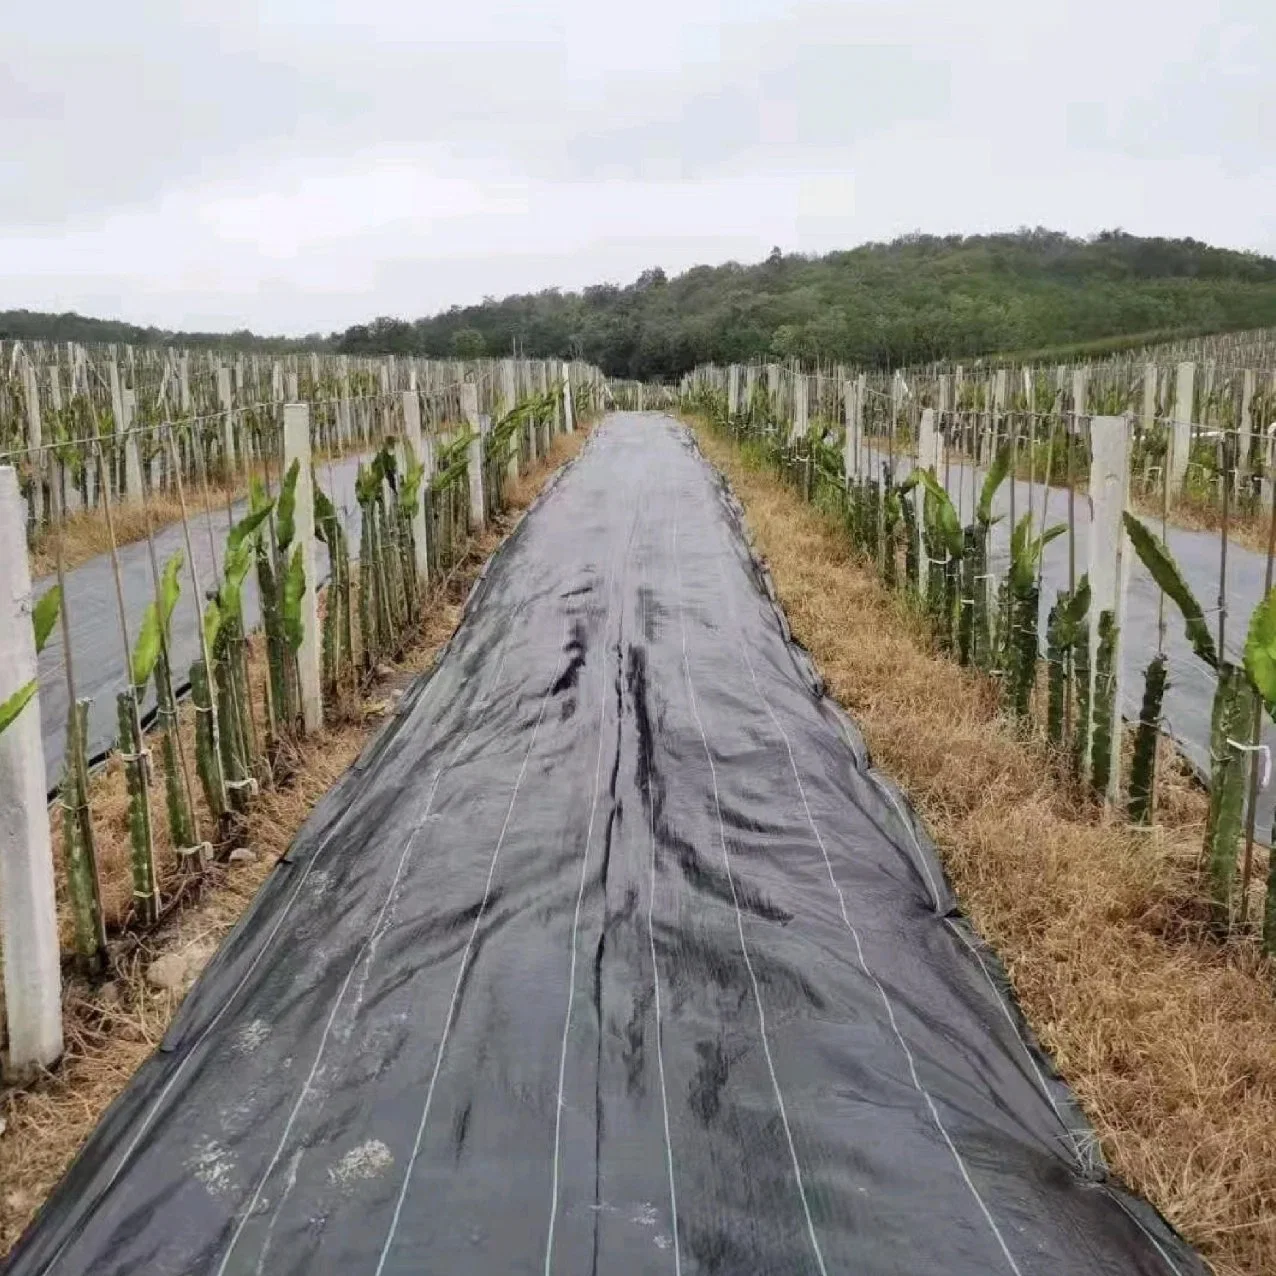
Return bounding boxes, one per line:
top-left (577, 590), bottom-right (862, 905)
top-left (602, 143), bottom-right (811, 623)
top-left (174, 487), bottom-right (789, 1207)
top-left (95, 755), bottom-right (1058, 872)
top-left (224, 539), bottom-right (255, 593)
top-left (227, 502), bottom-right (274, 555)
top-left (1010, 517), bottom-right (1066, 592)
top-left (977, 445), bottom-right (1011, 525)
top-left (203, 598), bottom-right (222, 653)
top-left (1123, 512), bottom-right (1217, 668)
top-left (277, 459), bottom-right (300, 552)
top-left (919, 469), bottom-right (962, 558)
top-left (282, 545), bottom-right (306, 652)
top-left (32, 586), bottom-right (61, 655)
top-left (399, 458), bottom-right (425, 514)
top-left (0, 679), bottom-right (37, 734)
top-left (131, 602), bottom-right (162, 690)
top-left (249, 474), bottom-right (269, 514)
top-left (1051, 574), bottom-right (1093, 646)
top-left (158, 551), bottom-right (183, 635)
top-left (1245, 587), bottom-right (1276, 715)
top-left (314, 481), bottom-right (335, 524)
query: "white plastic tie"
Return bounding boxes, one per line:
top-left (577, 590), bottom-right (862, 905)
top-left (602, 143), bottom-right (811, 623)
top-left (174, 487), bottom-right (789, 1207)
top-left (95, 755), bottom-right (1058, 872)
top-left (1225, 739), bottom-right (1271, 790)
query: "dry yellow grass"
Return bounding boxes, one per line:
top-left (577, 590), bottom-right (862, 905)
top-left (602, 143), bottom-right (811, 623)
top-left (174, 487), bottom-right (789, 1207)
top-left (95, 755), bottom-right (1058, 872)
top-left (0, 424), bottom-right (592, 1256)
top-left (28, 442), bottom-right (362, 578)
top-left (1131, 488), bottom-right (1275, 558)
top-left (695, 420), bottom-right (1276, 1276)
top-left (28, 482), bottom-right (247, 579)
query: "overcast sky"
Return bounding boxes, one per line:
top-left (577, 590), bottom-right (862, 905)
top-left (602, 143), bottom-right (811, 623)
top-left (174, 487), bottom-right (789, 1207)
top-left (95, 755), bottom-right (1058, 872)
top-left (2, 0), bottom-right (1273, 336)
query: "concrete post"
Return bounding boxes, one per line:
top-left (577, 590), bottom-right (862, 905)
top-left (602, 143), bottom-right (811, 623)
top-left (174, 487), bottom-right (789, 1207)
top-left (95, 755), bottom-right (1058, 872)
top-left (286, 370), bottom-right (299, 402)
top-left (400, 390), bottom-right (431, 583)
top-left (1169, 361), bottom-right (1195, 491)
top-left (1240, 369), bottom-right (1256, 478)
top-left (283, 404), bottom-right (322, 734)
top-left (23, 361), bottom-right (44, 525)
top-left (727, 365), bottom-right (741, 418)
top-left (527, 366), bottom-right (540, 464)
top-left (562, 362), bottom-right (575, 434)
top-left (914, 407), bottom-right (939, 563)
top-left (916, 407), bottom-right (940, 473)
top-left (462, 383), bottom-right (485, 531)
top-left (1087, 415), bottom-right (1132, 802)
top-left (790, 373), bottom-right (808, 444)
top-left (0, 468), bottom-right (62, 1071)
top-left (218, 367), bottom-right (236, 472)
top-left (500, 359), bottom-right (517, 416)
top-left (843, 378), bottom-right (863, 480)
top-left (121, 386), bottom-right (143, 504)
top-left (108, 360), bottom-right (124, 437)
top-left (1142, 363), bottom-right (1158, 434)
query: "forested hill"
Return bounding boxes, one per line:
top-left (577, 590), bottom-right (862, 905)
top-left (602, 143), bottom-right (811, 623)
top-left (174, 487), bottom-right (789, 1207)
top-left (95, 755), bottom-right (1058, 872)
top-left (337, 229), bottom-right (1276, 378)
top-left (0, 310), bottom-right (320, 353)
top-left (7, 230), bottom-right (1276, 379)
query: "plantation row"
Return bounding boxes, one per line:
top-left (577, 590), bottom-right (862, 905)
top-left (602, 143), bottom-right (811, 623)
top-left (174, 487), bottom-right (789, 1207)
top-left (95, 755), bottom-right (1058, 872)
top-left (682, 360), bottom-right (1276, 956)
top-left (0, 352), bottom-right (605, 1073)
top-left (0, 339), bottom-right (604, 540)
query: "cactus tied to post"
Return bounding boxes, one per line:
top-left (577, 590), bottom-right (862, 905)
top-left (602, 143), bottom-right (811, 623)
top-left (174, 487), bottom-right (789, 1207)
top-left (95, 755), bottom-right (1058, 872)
top-left (1242, 589), bottom-right (1276, 952)
top-left (132, 550), bottom-right (199, 863)
top-left (254, 462), bottom-right (298, 738)
top-left (1124, 512), bottom-right (1252, 926)
top-left (1045, 576), bottom-right (1090, 749)
top-left (16, 588), bottom-right (106, 964)
top-left (206, 499), bottom-right (275, 811)
top-left (1004, 513), bottom-right (1066, 722)
top-left (316, 483), bottom-right (353, 697)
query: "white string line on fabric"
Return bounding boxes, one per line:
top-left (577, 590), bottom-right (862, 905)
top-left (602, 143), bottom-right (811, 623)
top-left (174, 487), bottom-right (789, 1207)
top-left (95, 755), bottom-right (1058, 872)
top-left (869, 739), bottom-right (1188, 1276)
top-left (941, 921), bottom-right (1083, 1160)
top-left (215, 608), bottom-right (527, 1276)
top-left (644, 432), bottom-right (682, 1276)
top-left (544, 499), bottom-right (629, 1273)
top-left (374, 614), bottom-right (571, 1276)
top-left (670, 474), bottom-right (831, 1276)
top-left (42, 619), bottom-right (474, 1276)
top-left (646, 728), bottom-right (682, 1276)
top-left (697, 471), bottom-right (1023, 1276)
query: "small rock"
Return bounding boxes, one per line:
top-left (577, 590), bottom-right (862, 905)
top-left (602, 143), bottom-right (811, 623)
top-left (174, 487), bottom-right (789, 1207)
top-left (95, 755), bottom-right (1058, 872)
top-left (0, 1116), bottom-right (8, 1137)
top-left (146, 952), bottom-right (189, 992)
top-left (228, 847), bottom-right (258, 866)
top-left (97, 981), bottom-right (121, 1007)
top-left (374, 663), bottom-right (394, 680)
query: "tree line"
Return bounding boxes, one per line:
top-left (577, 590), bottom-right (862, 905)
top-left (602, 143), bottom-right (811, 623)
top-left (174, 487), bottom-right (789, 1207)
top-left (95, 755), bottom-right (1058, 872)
top-left (8, 229), bottom-right (1276, 379)
top-left (333, 229), bottom-right (1276, 378)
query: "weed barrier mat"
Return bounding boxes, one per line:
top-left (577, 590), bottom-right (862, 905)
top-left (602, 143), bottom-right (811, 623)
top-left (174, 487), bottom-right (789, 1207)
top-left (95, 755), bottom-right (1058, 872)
top-left (5, 414), bottom-right (1203, 1275)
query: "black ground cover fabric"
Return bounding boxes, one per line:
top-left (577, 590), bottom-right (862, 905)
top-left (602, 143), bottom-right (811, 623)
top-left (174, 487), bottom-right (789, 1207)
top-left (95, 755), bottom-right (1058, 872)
top-left (5, 413), bottom-right (1204, 1276)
